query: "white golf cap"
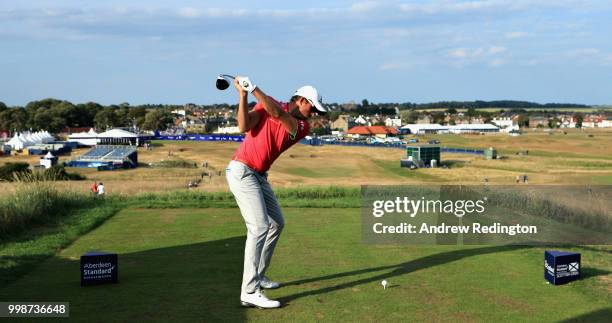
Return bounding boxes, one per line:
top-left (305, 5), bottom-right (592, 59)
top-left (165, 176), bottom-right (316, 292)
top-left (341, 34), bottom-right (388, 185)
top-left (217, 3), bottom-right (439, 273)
top-left (294, 85), bottom-right (327, 114)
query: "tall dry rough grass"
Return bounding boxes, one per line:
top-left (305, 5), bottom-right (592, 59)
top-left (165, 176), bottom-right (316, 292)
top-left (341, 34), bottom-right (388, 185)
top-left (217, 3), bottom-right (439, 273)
top-left (0, 181), bottom-right (91, 236)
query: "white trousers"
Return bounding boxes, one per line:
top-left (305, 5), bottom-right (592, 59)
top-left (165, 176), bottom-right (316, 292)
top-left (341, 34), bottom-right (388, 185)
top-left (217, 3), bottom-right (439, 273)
top-left (226, 160), bottom-right (284, 293)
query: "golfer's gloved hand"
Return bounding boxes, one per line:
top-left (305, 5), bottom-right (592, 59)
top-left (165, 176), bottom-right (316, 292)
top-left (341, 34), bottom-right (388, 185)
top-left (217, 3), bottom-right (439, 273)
top-left (237, 76), bottom-right (257, 93)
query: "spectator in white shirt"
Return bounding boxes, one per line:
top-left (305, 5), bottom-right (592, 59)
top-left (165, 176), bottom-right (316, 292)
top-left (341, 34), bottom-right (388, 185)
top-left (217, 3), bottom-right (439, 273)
top-left (97, 182), bottom-right (105, 196)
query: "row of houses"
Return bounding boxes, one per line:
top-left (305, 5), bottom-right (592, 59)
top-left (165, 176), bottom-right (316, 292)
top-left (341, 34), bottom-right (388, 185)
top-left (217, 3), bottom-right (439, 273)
top-left (331, 115), bottom-right (401, 132)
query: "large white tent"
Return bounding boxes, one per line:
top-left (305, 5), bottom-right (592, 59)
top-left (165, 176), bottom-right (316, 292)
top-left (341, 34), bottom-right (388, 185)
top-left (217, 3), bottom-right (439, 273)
top-left (97, 129), bottom-right (141, 145)
top-left (68, 128), bottom-right (99, 146)
top-left (7, 133), bottom-right (26, 150)
top-left (6, 131), bottom-right (55, 150)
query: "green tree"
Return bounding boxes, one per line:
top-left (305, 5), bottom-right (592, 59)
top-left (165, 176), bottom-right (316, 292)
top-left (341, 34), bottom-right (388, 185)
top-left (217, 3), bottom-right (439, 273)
top-left (25, 98), bottom-right (63, 129)
top-left (574, 112), bottom-right (584, 128)
top-left (74, 102), bottom-right (102, 128)
top-left (129, 107), bottom-right (147, 129)
top-left (548, 117), bottom-right (560, 128)
top-left (361, 99), bottom-right (369, 108)
top-left (0, 108), bottom-right (27, 131)
top-left (404, 111), bottom-right (420, 124)
top-left (0, 102), bottom-right (7, 112)
top-left (432, 111), bottom-right (446, 124)
top-left (142, 109), bottom-right (174, 131)
top-left (115, 107), bottom-right (132, 127)
top-left (32, 108), bottom-right (66, 133)
top-left (94, 108), bottom-right (119, 130)
top-left (517, 115), bottom-right (529, 127)
top-left (466, 107), bottom-right (478, 117)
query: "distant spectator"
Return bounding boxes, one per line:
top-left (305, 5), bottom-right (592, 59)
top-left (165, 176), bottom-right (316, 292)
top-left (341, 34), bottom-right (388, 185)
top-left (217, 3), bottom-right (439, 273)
top-left (91, 182), bottom-right (98, 196)
top-left (515, 175), bottom-right (520, 184)
top-left (98, 182), bottom-right (105, 196)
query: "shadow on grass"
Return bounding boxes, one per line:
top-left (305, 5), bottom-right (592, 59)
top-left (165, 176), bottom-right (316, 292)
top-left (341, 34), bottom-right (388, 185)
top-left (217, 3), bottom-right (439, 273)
top-left (3, 237), bottom-right (609, 321)
top-left (559, 307), bottom-right (612, 323)
top-left (0, 204), bottom-right (120, 289)
top-left (278, 245), bottom-right (607, 304)
top-left (441, 160), bottom-right (467, 168)
top-left (0, 236), bottom-right (248, 322)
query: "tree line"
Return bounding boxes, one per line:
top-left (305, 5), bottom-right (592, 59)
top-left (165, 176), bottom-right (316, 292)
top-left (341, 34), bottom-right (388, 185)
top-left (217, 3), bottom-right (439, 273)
top-left (0, 99), bottom-right (175, 133)
top-left (0, 98), bottom-right (601, 133)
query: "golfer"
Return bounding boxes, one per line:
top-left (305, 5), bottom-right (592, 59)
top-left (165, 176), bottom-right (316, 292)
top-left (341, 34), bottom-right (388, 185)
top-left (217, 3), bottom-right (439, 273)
top-left (226, 76), bottom-right (326, 309)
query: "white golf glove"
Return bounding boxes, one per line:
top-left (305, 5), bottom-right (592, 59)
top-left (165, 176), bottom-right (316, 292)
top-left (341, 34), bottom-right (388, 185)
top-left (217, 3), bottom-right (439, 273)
top-left (237, 76), bottom-right (257, 93)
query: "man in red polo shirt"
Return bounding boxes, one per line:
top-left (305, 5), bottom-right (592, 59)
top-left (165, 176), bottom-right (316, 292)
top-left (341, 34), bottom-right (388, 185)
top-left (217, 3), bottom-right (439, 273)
top-left (226, 76), bottom-right (326, 309)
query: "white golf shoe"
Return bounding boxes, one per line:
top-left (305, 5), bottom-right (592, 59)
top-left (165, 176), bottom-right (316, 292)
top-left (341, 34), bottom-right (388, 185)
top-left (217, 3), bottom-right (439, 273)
top-left (260, 276), bottom-right (281, 289)
top-left (240, 289), bottom-right (281, 309)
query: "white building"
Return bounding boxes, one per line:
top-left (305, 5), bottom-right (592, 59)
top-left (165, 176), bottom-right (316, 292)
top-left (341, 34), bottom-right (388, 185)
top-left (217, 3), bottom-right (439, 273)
top-left (560, 116), bottom-right (577, 128)
top-left (501, 125), bottom-right (520, 134)
top-left (214, 126), bottom-right (241, 134)
top-left (401, 124), bottom-right (449, 134)
top-left (172, 109), bottom-right (186, 117)
top-left (448, 124), bottom-right (499, 134)
top-left (491, 117), bottom-right (513, 129)
top-left (354, 115), bottom-right (370, 126)
top-left (385, 117), bottom-right (402, 127)
top-left (597, 118), bottom-right (612, 128)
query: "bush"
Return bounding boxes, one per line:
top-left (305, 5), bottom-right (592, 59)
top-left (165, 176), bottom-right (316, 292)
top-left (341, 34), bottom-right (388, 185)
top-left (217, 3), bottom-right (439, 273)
top-left (0, 163), bottom-right (31, 182)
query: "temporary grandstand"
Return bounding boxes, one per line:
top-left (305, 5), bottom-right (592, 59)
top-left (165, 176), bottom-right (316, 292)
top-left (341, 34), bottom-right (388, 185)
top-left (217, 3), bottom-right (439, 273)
top-left (67, 145), bottom-right (138, 170)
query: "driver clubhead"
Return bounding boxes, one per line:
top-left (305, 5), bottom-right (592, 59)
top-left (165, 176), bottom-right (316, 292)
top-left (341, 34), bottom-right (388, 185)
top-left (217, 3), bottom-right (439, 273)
top-left (216, 76), bottom-right (230, 90)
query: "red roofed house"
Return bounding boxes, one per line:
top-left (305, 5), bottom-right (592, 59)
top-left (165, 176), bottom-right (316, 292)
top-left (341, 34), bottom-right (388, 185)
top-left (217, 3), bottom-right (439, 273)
top-left (347, 126), bottom-right (398, 139)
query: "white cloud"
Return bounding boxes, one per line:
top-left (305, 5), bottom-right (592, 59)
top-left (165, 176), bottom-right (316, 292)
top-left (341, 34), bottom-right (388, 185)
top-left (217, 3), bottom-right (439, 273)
top-left (489, 58), bottom-right (506, 67)
top-left (379, 61), bottom-right (414, 70)
top-left (177, 7), bottom-right (202, 18)
top-left (567, 48), bottom-right (600, 57)
top-left (488, 46), bottom-right (507, 55)
top-left (449, 48), bottom-right (469, 58)
top-left (506, 31), bottom-right (528, 39)
top-left (350, 1), bottom-right (380, 13)
top-left (448, 46), bottom-right (507, 59)
top-left (177, 7), bottom-right (248, 19)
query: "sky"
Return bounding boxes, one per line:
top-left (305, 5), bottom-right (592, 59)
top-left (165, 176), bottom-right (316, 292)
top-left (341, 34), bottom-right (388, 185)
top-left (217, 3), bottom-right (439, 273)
top-left (1, 0), bottom-right (611, 106)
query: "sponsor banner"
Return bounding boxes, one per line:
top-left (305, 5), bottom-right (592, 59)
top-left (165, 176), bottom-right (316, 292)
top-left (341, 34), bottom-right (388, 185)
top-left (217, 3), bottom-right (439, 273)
top-left (362, 185), bottom-right (611, 245)
top-left (155, 135), bottom-right (244, 142)
top-left (80, 252), bottom-right (118, 286)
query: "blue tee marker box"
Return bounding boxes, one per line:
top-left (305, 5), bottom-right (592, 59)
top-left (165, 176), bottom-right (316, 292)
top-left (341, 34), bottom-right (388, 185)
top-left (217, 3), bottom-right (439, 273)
top-left (80, 251), bottom-right (118, 286)
top-left (544, 251), bottom-right (580, 285)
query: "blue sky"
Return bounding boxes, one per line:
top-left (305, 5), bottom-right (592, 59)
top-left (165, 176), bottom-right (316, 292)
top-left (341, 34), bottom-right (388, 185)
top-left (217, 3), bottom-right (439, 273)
top-left (1, 1), bottom-right (611, 106)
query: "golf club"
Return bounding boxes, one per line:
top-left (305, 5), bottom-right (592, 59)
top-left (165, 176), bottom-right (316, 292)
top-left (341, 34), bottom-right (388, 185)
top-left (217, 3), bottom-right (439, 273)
top-left (216, 74), bottom-right (235, 90)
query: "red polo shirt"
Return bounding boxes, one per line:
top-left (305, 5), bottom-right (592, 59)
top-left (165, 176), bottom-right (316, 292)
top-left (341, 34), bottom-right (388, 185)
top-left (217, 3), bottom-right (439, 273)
top-left (233, 99), bottom-right (310, 173)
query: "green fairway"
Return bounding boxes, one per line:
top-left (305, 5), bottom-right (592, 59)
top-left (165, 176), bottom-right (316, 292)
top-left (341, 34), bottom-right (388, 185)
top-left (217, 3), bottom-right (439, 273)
top-left (1, 207), bottom-right (610, 322)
